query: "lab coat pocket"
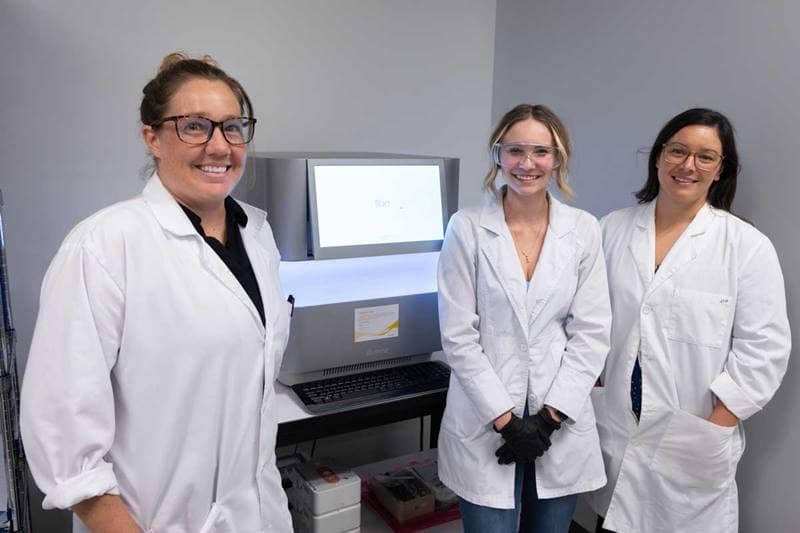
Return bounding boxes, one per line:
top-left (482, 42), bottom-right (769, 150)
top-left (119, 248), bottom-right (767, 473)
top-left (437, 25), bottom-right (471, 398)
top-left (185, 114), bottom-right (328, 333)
top-left (440, 380), bottom-right (485, 440)
top-left (667, 288), bottom-right (732, 348)
top-left (651, 410), bottom-right (735, 490)
top-left (563, 391), bottom-right (598, 435)
top-left (198, 502), bottom-right (233, 533)
top-left (589, 386), bottom-right (607, 431)
top-left (590, 387), bottom-right (614, 466)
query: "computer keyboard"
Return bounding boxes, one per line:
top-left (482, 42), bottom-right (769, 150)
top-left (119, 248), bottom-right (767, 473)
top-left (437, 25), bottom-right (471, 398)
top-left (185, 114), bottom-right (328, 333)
top-left (292, 361), bottom-right (451, 413)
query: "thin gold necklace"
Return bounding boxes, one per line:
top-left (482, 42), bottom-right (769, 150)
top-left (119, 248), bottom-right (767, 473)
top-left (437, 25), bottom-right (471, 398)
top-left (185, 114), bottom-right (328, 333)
top-left (515, 226), bottom-right (546, 264)
top-left (505, 194), bottom-right (548, 265)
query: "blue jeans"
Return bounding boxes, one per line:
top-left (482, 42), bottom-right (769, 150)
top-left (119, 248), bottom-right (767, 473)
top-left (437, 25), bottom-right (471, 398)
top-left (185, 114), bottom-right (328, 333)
top-left (459, 461), bottom-right (577, 533)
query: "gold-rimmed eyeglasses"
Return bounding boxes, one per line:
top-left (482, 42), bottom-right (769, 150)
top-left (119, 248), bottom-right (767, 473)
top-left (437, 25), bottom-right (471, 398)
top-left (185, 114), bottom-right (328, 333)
top-left (661, 142), bottom-right (723, 171)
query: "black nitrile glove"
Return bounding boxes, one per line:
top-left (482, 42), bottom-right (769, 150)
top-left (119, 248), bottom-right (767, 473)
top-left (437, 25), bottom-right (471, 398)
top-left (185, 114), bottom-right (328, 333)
top-left (495, 408), bottom-right (562, 465)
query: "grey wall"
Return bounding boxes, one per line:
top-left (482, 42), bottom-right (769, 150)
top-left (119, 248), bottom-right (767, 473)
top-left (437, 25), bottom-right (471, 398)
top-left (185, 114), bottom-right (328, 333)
top-left (0, 0), bottom-right (497, 530)
top-left (8, 0), bottom-right (799, 530)
top-left (493, 1), bottom-right (800, 531)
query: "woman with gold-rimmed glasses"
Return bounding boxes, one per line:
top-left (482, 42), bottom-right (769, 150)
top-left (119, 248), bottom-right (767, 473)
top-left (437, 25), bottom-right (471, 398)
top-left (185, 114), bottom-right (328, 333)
top-left (21, 53), bottom-right (293, 532)
top-left (589, 108), bottom-right (791, 532)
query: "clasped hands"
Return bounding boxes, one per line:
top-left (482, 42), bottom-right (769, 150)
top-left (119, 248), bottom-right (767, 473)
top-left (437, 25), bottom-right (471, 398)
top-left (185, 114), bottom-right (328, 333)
top-left (495, 408), bottom-right (561, 465)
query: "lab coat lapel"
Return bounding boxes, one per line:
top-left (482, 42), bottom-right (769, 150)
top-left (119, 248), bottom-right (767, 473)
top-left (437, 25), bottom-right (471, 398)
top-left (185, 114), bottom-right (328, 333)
top-left (143, 175), bottom-right (265, 335)
top-left (646, 203), bottom-right (713, 296)
top-left (525, 196), bottom-right (570, 327)
top-left (627, 202), bottom-right (656, 288)
top-left (240, 214), bottom-right (274, 335)
top-left (478, 193), bottom-right (528, 335)
top-left (197, 234), bottom-right (266, 335)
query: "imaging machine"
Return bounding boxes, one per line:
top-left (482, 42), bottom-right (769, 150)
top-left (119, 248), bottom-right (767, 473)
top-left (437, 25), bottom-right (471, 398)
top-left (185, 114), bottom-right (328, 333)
top-left (236, 153), bottom-right (459, 412)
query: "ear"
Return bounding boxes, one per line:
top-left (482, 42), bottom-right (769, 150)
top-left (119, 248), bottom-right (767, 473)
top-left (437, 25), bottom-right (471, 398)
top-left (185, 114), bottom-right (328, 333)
top-left (141, 125), bottom-right (162, 160)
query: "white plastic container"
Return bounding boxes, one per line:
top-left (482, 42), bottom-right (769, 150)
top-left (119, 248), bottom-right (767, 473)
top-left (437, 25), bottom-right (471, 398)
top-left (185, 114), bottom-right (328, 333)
top-left (287, 460), bottom-right (361, 516)
top-left (290, 501), bottom-right (361, 533)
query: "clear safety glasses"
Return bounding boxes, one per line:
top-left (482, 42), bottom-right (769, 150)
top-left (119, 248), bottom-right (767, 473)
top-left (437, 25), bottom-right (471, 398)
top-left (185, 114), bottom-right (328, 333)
top-left (492, 142), bottom-right (561, 168)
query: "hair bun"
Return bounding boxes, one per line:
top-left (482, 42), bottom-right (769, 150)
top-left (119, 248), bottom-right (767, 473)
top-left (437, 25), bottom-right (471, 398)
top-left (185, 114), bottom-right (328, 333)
top-left (157, 52), bottom-right (218, 73)
top-left (140, 51), bottom-right (252, 133)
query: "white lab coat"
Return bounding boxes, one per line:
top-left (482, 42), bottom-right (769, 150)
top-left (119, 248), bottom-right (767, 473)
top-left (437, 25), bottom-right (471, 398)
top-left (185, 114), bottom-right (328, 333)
top-left (437, 191), bottom-right (611, 508)
top-left (21, 175), bottom-right (293, 532)
top-left (589, 201), bottom-right (791, 532)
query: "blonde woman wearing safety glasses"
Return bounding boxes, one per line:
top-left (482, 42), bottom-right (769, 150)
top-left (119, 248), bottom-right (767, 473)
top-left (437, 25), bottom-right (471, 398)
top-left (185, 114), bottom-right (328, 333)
top-left (437, 104), bottom-right (611, 532)
top-left (589, 108), bottom-right (791, 532)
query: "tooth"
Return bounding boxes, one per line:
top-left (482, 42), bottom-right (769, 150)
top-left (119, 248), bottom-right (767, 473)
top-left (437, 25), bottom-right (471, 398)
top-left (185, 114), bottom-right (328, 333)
top-left (200, 165), bottom-right (226, 173)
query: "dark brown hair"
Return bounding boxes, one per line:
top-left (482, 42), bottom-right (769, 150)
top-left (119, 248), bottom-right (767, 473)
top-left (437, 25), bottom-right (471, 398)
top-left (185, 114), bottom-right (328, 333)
top-left (140, 52), bottom-right (253, 125)
top-left (636, 108), bottom-right (739, 211)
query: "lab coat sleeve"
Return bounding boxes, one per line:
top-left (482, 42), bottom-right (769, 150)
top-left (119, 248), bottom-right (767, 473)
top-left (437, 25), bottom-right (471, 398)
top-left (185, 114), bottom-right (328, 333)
top-left (438, 213), bottom-right (515, 426)
top-left (710, 237), bottom-right (791, 419)
top-left (21, 236), bottom-right (123, 509)
top-left (544, 215), bottom-right (611, 421)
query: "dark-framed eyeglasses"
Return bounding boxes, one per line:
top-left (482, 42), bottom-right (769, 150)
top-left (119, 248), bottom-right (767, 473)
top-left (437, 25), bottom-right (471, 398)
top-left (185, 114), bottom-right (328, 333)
top-left (152, 115), bottom-right (257, 145)
top-left (661, 142), bottom-right (723, 171)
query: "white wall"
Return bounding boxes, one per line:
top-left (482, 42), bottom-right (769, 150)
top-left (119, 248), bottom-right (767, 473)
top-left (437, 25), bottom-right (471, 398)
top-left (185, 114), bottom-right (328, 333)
top-left (0, 1), bottom-right (497, 530)
top-left (493, 1), bottom-right (800, 531)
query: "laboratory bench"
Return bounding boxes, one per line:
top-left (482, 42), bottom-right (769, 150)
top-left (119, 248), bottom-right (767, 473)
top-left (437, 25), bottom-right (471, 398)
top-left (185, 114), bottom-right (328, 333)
top-left (276, 382), bottom-right (446, 448)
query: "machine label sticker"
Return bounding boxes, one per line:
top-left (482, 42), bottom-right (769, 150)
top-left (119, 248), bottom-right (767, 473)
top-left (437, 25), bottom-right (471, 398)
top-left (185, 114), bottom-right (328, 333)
top-left (354, 304), bottom-right (399, 342)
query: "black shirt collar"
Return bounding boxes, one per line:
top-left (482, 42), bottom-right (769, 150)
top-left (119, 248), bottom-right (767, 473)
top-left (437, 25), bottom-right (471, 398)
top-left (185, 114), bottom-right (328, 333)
top-left (180, 196), bottom-right (248, 238)
top-left (178, 196), bottom-right (265, 326)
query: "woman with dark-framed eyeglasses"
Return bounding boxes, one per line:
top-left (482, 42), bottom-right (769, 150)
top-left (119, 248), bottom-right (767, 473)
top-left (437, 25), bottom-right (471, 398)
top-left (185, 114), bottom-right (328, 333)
top-left (437, 104), bottom-right (611, 532)
top-left (588, 108), bottom-right (791, 532)
top-left (21, 53), bottom-right (293, 532)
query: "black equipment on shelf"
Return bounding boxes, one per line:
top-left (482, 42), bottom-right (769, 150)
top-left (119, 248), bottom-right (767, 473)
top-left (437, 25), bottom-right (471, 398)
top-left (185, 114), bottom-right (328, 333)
top-left (0, 190), bottom-right (32, 532)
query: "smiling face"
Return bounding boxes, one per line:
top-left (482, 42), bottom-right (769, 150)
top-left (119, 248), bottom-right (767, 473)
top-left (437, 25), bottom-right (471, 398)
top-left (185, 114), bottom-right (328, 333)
top-left (142, 78), bottom-right (246, 213)
top-left (656, 125), bottom-right (723, 211)
top-left (498, 118), bottom-right (557, 200)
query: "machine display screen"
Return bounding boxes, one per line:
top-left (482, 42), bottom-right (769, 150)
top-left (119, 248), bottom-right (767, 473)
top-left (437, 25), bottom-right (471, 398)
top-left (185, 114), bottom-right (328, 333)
top-left (308, 159), bottom-right (446, 259)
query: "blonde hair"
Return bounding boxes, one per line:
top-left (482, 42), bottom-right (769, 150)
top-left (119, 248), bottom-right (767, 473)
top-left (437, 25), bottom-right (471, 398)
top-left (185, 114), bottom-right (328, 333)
top-left (483, 104), bottom-right (574, 199)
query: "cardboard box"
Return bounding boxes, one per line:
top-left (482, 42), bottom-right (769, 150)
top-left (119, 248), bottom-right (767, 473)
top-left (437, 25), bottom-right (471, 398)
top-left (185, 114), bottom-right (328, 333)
top-left (409, 462), bottom-right (458, 507)
top-left (370, 469), bottom-right (435, 523)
